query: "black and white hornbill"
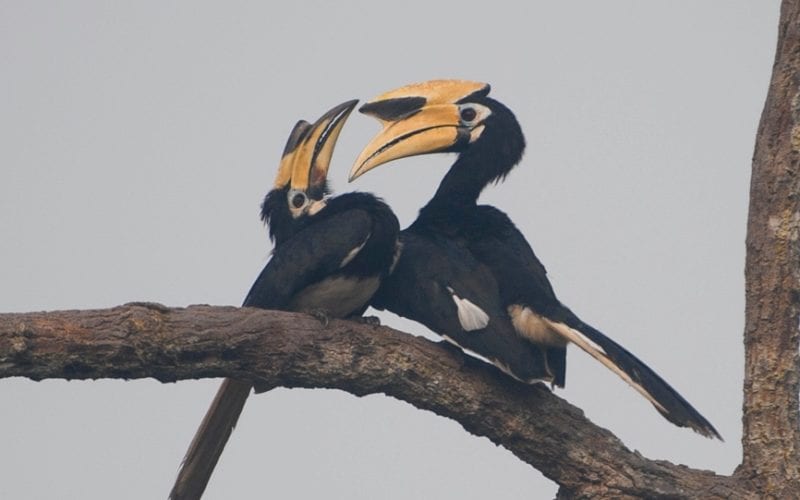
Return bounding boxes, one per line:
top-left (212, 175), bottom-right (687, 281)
top-left (349, 80), bottom-right (720, 439)
top-left (170, 100), bottom-right (400, 500)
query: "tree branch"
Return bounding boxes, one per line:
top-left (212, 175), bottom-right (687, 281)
top-left (1, 304), bottom-right (744, 499)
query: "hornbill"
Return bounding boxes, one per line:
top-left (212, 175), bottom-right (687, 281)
top-left (349, 80), bottom-right (720, 439)
top-left (170, 100), bottom-right (400, 500)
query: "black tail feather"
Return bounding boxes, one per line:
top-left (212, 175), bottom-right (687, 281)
top-left (169, 379), bottom-right (252, 499)
top-left (563, 316), bottom-right (721, 440)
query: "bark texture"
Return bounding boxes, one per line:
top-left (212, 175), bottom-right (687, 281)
top-left (0, 304), bottom-right (744, 499)
top-left (738, 0), bottom-right (800, 497)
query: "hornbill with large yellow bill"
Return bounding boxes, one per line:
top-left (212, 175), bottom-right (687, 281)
top-left (170, 100), bottom-right (400, 500)
top-left (349, 80), bottom-right (720, 439)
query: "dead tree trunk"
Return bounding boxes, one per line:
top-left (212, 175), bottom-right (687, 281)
top-left (736, 0), bottom-right (800, 497)
top-left (1, 1), bottom-right (799, 498)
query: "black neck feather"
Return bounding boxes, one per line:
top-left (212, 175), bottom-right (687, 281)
top-left (418, 97), bottom-right (525, 217)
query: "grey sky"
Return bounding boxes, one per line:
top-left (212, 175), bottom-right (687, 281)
top-left (0, 2), bottom-right (780, 498)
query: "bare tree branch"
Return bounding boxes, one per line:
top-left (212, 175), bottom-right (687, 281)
top-left (0, 303), bottom-right (744, 499)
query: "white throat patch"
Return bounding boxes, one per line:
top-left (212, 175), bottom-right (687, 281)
top-left (307, 198), bottom-right (327, 216)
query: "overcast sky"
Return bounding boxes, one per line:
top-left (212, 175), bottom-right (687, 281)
top-left (0, 2), bottom-right (782, 499)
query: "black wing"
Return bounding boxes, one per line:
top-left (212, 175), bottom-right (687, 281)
top-left (243, 209), bottom-right (372, 309)
top-left (467, 205), bottom-right (560, 315)
top-left (371, 231), bottom-right (552, 383)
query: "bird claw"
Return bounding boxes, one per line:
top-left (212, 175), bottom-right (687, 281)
top-left (309, 309), bottom-right (330, 327)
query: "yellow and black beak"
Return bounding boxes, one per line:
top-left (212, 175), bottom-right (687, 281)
top-left (273, 99), bottom-right (359, 193)
top-left (349, 80), bottom-right (491, 181)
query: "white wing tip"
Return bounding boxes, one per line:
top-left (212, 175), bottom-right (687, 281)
top-left (447, 287), bottom-right (490, 331)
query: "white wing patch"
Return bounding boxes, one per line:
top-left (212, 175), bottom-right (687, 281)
top-left (339, 236), bottom-right (369, 268)
top-left (389, 241), bottom-right (404, 273)
top-left (446, 286), bottom-right (489, 331)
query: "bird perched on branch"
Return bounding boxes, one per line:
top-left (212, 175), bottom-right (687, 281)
top-left (170, 100), bottom-right (400, 499)
top-left (349, 79), bottom-right (720, 439)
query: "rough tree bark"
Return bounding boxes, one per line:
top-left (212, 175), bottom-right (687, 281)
top-left (0, 304), bottom-right (747, 498)
top-left (737, 1), bottom-right (800, 498)
top-left (2, 1), bottom-right (799, 498)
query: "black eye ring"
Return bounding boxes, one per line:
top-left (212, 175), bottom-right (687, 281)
top-left (291, 192), bottom-right (307, 209)
top-left (460, 107), bottom-right (478, 123)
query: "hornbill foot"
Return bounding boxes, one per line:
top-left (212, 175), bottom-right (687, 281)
top-left (353, 315), bottom-right (381, 326)
top-left (308, 309), bottom-right (330, 327)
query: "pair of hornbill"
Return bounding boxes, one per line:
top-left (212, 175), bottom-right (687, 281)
top-left (170, 80), bottom-right (720, 499)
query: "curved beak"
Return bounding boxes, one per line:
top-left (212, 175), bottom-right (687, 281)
top-left (348, 79), bottom-right (490, 182)
top-left (349, 104), bottom-right (463, 181)
top-left (273, 120), bottom-right (312, 189)
top-left (274, 99), bottom-right (359, 191)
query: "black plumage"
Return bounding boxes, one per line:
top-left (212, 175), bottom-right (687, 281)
top-left (170, 100), bottom-right (400, 500)
top-left (351, 80), bottom-right (720, 439)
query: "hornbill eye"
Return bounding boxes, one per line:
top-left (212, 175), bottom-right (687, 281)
top-left (289, 190), bottom-right (308, 210)
top-left (460, 107), bottom-right (478, 123)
